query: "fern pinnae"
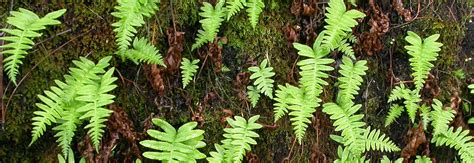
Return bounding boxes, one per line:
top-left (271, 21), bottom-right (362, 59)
top-left (273, 84), bottom-right (290, 122)
top-left (180, 58), bottom-right (200, 88)
top-left (404, 31), bottom-right (443, 92)
top-left (430, 99), bottom-right (455, 136)
top-left (226, 0), bottom-right (246, 20)
top-left (384, 104), bottom-right (404, 127)
top-left (1, 8), bottom-right (66, 85)
top-left (245, 0), bottom-right (265, 28)
top-left (126, 37), bottom-right (165, 65)
top-left (192, 0), bottom-right (226, 50)
top-left (431, 127), bottom-right (474, 163)
top-left (249, 59), bottom-right (275, 99)
top-left (247, 85), bottom-right (260, 107)
top-left (336, 57), bottom-right (367, 104)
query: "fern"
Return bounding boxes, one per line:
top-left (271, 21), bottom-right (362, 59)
top-left (384, 104), bottom-right (404, 127)
top-left (431, 127), bottom-right (474, 162)
top-left (354, 127), bottom-right (400, 153)
top-left (30, 56), bottom-right (117, 156)
top-left (180, 58), bottom-right (199, 88)
top-left (245, 0), bottom-right (265, 28)
top-left (139, 118), bottom-right (207, 162)
top-left (207, 115), bottom-right (262, 162)
top-left (430, 99), bottom-right (455, 136)
top-left (192, 0), bottom-right (226, 50)
top-left (273, 84), bottom-right (290, 122)
top-left (414, 156), bottom-right (432, 163)
top-left (0, 8), bottom-right (66, 85)
top-left (334, 146), bottom-right (368, 163)
top-left (336, 56), bottom-right (367, 104)
top-left (226, 0), bottom-right (246, 20)
top-left (247, 85), bottom-right (260, 107)
top-left (125, 37), bottom-right (165, 66)
top-left (321, 0), bottom-right (365, 50)
top-left (249, 59), bottom-right (275, 99)
top-left (387, 84), bottom-right (421, 123)
top-left (469, 84), bottom-right (474, 94)
top-left (323, 102), bottom-right (365, 148)
top-left (112, 0), bottom-right (159, 57)
top-left (404, 31), bottom-right (443, 92)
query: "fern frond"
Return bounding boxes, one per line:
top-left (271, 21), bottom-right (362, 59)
top-left (404, 31), bottom-right (443, 92)
top-left (336, 57), bottom-right (367, 104)
top-left (249, 59), bottom-right (275, 99)
top-left (207, 144), bottom-right (226, 162)
top-left (354, 127), bottom-right (400, 154)
top-left (321, 0), bottom-right (365, 50)
top-left (192, 0), bottom-right (226, 50)
top-left (247, 85), bottom-right (260, 107)
top-left (0, 8), bottom-right (66, 85)
top-left (337, 40), bottom-right (356, 59)
top-left (285, 85), bottom-right (319, 144)
top-left (245, 0), bottom-right (265, 28)
top-left (323, 102), bottom-right (365, 147)
top-left (53, 110), bottom-right (80, 157)
top-left (430, 99), bottom-right (456, 136)
top-left (388, 84), bottom-right (421, 123)
top-left (419, 105), bottom-right (431, 131)
top-left (468, 84), bottom-right (474, 94)
top-left (334, 146), bottom-right (368, 163)
top-left (431, 127), bottom-right (474, 163)
top-left (384, 104), bottom-right (404, 127)
top-left (140, 118), bottom-right (207, 162)
top-left (226, 0), bottom-right (245, 20)
top-left (273, 84), bottom-right (290, 122)
top-left (112, 0), bottom-right (159, 57)
top-left (76, 68), bottom-right (117, 150)
top-left (180, 58), bottom-right (200, 88)
top-left (126, 37), bottom-right (165, 66)
top-left (415, 156), bottom-right (432, 163)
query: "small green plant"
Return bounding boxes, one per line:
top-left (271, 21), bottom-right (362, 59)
top-left (385, 32), bottom-right (443, 125)
top-left (248, 59), bottom-right (275, 99)
top-left (139, 118), bottom-right (207, 162)
top-left (226, 0), bottom-right (265, 28)
top-left (247, 85), bottom-right (260, 107)
top-left (30, 56), bottom-right (117, 157)
top-left (180, 58), bottom-right (200, 88)
top-left (0, 8), bottom-right (66, 85)
top-left (126, 37), bottom-right (165, 66)
top-left (111, 0), bottom-right (159, 58)
top-left (469, 84), bottom-right (474, 94)
top-left (192, 0), bottom-right (226, 50)
top-left (207, 115), bottom-right (262, 163)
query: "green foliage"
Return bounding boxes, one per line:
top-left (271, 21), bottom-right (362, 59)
top-left (125, 37), bottom-right (165, 66)
top-left (430, 99), bottom-right (455, 135)
top-left (139, 118), bottom-right (206, 162)
top-left (180, 58), bottom-right (199, 88)
top-left (249, 59), bottom-right (275, 99)
top-left (334, 146), bottom-right (368, 163)
top-left (336, 56), bottom-right (367, 103)
top-left (431, 127), bottom-right (474, 162)
top-left (469, 84), bottom-right (474, 94)
top-left (111, 0), bottom-right (159, 57)
top-left (404, 31), bottom-right (443, 92)
top-left (30, 57), bottom-right (117, 157)
top-left (384, 104), bottom-right (404, 127)
top-left (207, 115), bottom-right (262, 163)
top-left (415, 156), bottom-right (432, 163)
top-left (0, 8), bottom-right (66, 85)
top-left (247, 85), bottom-right (260, 107)
top-left (57, 150), bottom-right (86, 163)
top-left (387, 84), bottom-right (422, 123)
top-left (245, 0), bottom-right (265, 28)
top-left (381, 155), bottom-right (403, 163)
top-left (321, 0), bottom-right (365, 50)
top-left (226, 0), bottom-right (246, 20)
top-left (273, 84), bottom-right (290, 122)
top-left (192, 0), bottom-right (226, 50)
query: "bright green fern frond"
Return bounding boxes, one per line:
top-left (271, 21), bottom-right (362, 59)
top-left (76, 68), bottom-right (117, 150)
top-left (321, 0), bottom-right (365, 50)
top-left (226, 0), bottom-right (245, 20)
top-left (53, 110), bottom-right (80, 157)
top-left (385, 104), bottom-right (404, 127)
top-left (180, 58), bottom-right (200, 88)
top-left (0, 8), bottom-right (66, 85)
top-left (415, 156), bottom-right (432, 163)
top-left (126, 37), bottom-right (165, 66)
top-left (192, 0), bottom-right (226, 50)
top-left (140, 0), bottom-right (160, 17)
top-left (207, 144), bottom-right (226, 162)
top-left (388, 84), bottom-right (421, 123)
top-left (337, 40), bottom-right (356, 59)
top-left (419, 105), bottom-right (431, 130)
top-left (334, 146), bottom-right (368, 163)
top-left (285, 85), bottom-right (319, 144)
top-left (430, 99), bottom-right (456, 136)
top-left (273, 84), bottom-right (290, 122)
top-left (323, 102), bottom-right (365, 147)
top-left (431, 127), bottom-right (474, 163)
top-left (404, 31), bottom-right (443, 92)
top-left (247, 85), bottom-right (260, 107)
top-left (140, 118), bottom-right (207, 162)
top-left (353, 127), bottom-right (400, 154)
top-left (249, 59), bottom-right (275, 99)
top-left (245, 0), bottom-right (265, 28)
top-left (336, 57), bottom-right (367, 104)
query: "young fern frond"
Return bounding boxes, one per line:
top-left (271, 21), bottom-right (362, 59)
top-left (384, 104), bottom-right (404, 127)
top-left (0, 8), bottom-right (66, 85)
top-left (323, 102), bottom-right (365, 148)
top-left (125, 37), bottom-right (165, 66)
top-left (249, 59), bottom-right (275, 99)
top-left (430, 99), bottom-right (455, 136)
top-left (112, 0), bottom-right (158, 57)
top-left (192, 0), bottom-right (226, 50)
top-left (336, 56), bottom-right (367, 104)
top-left (226, 0), bottom-right (245, 20)
top-left (139, 118), bottom-right (207, 162)
top-left (404, 31), bottom-right (443, 92)
top-left (247, 85), bottom-right (260, 107)
top-left (284, 85), bottom-right (319, 144)
top-left (30, 56), bottom-right (117, 157)
top-left (387, 84), bottom-right (421, 123)
top-left (207, 115), bottom-right (262, 162)
top-left (273, 84), bottom-right (290, 122)
top-left (321, 0), bottom-right (365, 50)
top-left (180, 58), bottom-right (199, 88)
top-left (354, 127), bottom-right (400, 154)
top-left (245, 0), bottom-right (265, 28)
top-left (431, 127), bottom-right (474, 163)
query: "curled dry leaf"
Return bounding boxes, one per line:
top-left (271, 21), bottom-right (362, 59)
top-left (360, 0), bottom-right (389, 56)
top-left (165, 27), bottom-right (185, 73)
top-left (401, 123), bottom-right (426, 161)
top-left (392, 0), bottom-right (413, 21)
top-left (246, 152), bottom-right (260, 163)
top-left (283, 24), bottom-right (300, 46)
top-left (290, 0), bottom-right (303, 16)
top-left (144, 64), bottom-right (165, 95)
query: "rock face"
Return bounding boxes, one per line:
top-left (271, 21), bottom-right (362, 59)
top-left (0, 0), bottom-right (472, 162)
